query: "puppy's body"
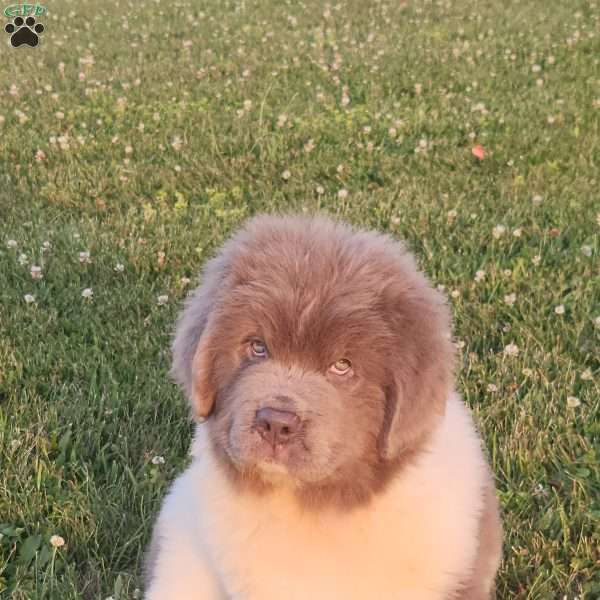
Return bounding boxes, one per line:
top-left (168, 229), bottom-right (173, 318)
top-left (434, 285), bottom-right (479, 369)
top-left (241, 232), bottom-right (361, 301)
top-left (145, 214), bottom-right (502, 599)
top-left (147, 394), bottom-right (499, 599)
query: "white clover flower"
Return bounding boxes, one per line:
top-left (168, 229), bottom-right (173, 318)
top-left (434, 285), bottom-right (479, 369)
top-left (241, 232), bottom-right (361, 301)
top-left (487, 383), bottom-right (498, 393)
top-left (151, 455), bottom-right (165, 465)
top-left (454, 339), bottom-right (465, 349)
top-left (30, 265), bottom-right (43, 280)
top-left (114, 263), bottom-right (125, 273)
top-left (532, 255), bottom-right (542, 266)
top-left (171, 136), bottom-right (183, 151)
top-left (450, 289), bottom-right (461, 299)
top-left (512, 228), bottom-right (523, 237)
top-left (504, 293), bottom-right (517, 306)
top-left (474, 270), bottom-right (486, 283)
top-left (6, 239), bottom-right (17, 249)
top-left (532, 194), bottom-right (543, 205)
top-left (337, 188), bottom-right (348, 200)
top-left (79, 251), bottom-right (91, 264)
top-left (24, 294), bottom-right (36, 304)
top-left (18, 253), bottom-right (28, 266)
top-left (503, 342), bottom-right (520, 357)
top-left (580, 368), bottom-right (593, 381)
top-left (81, 288), bottom-right (93, 299)
top-left (554, 305), bottom-right (565, 315)
top-left (157, 295), bottom-right (169, 306)
top-left (566, 396), bottom-right (581, 408)
top-left (281, 170), bottom-right (291, 180)
top-left (492, 225), bottom-right (506, 239)
top-left (50, 535), bottom-right (65, 548)
top-left (447, 209), bottom-right (458, 220)
top-left (315, 185), bottom-right (325, 195)
top-left (581, 245), bottom-right (592, 257)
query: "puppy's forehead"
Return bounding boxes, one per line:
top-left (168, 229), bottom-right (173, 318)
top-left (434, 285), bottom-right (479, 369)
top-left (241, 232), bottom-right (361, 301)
top-left (219, 226), bottom-right (395, 363)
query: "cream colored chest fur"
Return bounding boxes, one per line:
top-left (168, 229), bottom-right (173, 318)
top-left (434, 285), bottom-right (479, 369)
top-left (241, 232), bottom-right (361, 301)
top-left (146, 394), bottom-right (488, 600)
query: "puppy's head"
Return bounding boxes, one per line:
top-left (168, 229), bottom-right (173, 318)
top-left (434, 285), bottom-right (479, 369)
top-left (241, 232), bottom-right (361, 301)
top-left (171, 214), bottom-right (454, 508)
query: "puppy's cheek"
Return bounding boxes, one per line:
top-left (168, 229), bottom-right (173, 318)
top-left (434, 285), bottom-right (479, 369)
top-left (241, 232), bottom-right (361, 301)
top-left (223, 405), bottom-right (263, 463)
top-left (295, 427), bottom-right (344, 481)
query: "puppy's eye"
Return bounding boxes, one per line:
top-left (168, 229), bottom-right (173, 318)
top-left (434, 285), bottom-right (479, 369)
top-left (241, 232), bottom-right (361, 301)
top-left (250, 339), bottom-right (268, 358)
top-left (329, 358), bottom-right (352, 376)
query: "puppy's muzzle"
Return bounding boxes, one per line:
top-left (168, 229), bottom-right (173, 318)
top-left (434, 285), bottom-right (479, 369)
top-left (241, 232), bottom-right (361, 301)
top-left (254, 407), bottom-right (301, 446)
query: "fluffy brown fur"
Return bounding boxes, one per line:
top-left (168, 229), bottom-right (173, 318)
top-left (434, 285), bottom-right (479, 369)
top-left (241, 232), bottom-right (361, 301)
top-left (170, 213), bottom-right (455, 509)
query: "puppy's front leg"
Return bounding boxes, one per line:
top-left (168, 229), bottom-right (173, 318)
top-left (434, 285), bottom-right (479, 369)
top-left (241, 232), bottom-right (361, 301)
top-left (144, 523), bottom-right (227, 600)
top-left (144, 468), bottom-right (227, 600)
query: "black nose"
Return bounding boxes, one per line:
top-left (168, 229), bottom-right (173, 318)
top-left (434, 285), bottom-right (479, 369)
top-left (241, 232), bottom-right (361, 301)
top-left (255, 407), bottom-right (301, 446)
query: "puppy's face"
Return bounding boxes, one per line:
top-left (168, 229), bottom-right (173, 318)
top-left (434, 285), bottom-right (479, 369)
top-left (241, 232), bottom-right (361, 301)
top-left (205, 290), bottom-right (391, 491)
top-left (172, 215), bottom-right (454, 507)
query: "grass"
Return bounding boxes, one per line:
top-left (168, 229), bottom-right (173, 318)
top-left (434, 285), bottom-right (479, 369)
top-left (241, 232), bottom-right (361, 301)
top-left (0, 0), bottom-right (598, 597)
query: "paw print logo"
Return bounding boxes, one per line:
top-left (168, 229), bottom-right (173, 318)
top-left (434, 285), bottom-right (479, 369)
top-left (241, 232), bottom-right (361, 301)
top-left (5, 16), bottom-right (44, 47)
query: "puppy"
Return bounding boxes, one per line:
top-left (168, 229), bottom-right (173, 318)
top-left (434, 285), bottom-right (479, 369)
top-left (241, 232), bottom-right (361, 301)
top-left (144, 214), bottom-right (502, 599)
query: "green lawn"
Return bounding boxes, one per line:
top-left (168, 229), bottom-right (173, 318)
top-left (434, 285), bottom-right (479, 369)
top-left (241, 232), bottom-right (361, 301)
top-left (0, 0), bottom-right (599, 597)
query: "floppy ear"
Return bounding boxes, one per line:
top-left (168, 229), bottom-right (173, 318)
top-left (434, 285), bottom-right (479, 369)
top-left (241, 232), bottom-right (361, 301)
top-left (378, 270), bottom-right (455, 460)
top-left (170, 251), bottom-right (230, 421)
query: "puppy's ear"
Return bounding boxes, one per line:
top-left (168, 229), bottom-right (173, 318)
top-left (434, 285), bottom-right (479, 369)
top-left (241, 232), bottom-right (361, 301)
top-left (188, 320), bottom-right (218, 421)
top-left (170, 252), bottom-right (229, 421)
top-left (378, 264), bottom-right (455, 460)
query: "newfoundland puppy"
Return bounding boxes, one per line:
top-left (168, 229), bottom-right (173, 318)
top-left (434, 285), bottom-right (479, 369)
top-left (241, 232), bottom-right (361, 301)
top-left (145, 213), bottom-right (502, 599)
